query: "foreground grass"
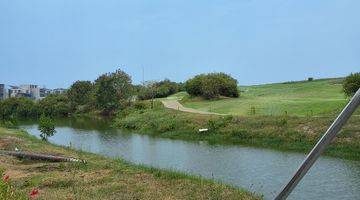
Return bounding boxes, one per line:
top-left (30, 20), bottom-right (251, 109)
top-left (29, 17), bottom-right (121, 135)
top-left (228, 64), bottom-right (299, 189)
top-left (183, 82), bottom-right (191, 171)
top-left (0, 128), bottom-right (260, 200)
top-left (114, 105), bottom-right (360, 161)
top-left (182, 78), bottom-right (353, 116)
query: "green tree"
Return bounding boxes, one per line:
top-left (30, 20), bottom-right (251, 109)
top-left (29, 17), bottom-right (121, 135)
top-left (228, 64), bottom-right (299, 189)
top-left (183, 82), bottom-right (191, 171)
top-left (94, 69), bottom-right (133, 114)
top-left (38, 94), bottom-right (71, 117)
top-left (185, 74), bottom-right (205, 96)
top-left (343, 72), bottom-right (360, 97)
top-left (38, 115), bottom-right (56, 141)
top-left (137, 79), bottom-right (180, 100)
top-left (67, 81), bottom-right (94, 108)
top-left (0, 98), bottom-right (38, 119)
top-left (185, 72), bottom-right (239, 99)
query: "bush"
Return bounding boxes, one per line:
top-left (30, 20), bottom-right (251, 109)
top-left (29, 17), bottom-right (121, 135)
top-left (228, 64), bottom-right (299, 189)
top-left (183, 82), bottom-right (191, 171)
top-left (185, 73), bottom-right (239, 99)
top-left (308, 77), bottom-right (314, 81)
top-left (343, 73), bottom-right (360, 97)
top-left (133, 101), bottom-right (148, 110)
top-left (207, 115), bottom-right (233, 131)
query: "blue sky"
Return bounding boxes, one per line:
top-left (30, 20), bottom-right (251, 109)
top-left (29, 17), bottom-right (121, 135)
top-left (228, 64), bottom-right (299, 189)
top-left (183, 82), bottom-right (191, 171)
top-left (0, 0), bottom-right (359, 88)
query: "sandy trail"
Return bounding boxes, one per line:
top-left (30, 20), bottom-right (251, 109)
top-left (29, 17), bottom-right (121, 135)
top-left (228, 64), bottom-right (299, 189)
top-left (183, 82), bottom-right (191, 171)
top-left (161, 100), bottom-right (223, 115)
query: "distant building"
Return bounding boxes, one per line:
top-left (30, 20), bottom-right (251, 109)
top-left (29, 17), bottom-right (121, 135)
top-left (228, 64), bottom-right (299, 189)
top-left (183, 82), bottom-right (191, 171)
top-left (40, 88), bottom-right (52, 99)
top-left (20, 84), bottom-right (40, 99)
top-left (1, 84), bottom-right (67, 100)
top-left (9, 86), bottom-right (31, 98)
top-left (0, 84), bottom-right (8, 100)
top-left (52, 88), bottom-right (67, 94)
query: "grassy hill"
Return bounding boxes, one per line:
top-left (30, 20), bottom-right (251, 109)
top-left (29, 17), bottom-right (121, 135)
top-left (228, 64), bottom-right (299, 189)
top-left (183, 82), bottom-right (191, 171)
top-left (181, 78), bottom-right (352, 116)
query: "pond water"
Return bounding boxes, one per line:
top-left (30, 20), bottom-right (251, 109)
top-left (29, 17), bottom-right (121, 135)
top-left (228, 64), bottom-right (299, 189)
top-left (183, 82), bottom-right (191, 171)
top-left (18, 117), bottom-right (360, 200)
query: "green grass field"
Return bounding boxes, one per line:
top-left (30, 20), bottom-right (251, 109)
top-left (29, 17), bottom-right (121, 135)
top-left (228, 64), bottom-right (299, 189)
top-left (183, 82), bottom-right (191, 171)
top-left (182, 78), bottom-right (352, 116)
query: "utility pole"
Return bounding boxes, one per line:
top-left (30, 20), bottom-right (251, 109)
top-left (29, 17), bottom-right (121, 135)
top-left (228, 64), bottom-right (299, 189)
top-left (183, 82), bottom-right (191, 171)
top-left (274, 88), bottom-right (360, 200)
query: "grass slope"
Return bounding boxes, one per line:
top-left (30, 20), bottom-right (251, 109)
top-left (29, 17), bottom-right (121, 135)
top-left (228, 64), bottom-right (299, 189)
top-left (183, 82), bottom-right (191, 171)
top-left (0, 128), bottom-right (260, 200)
top-left (182, 78), bottom-right (350, 116)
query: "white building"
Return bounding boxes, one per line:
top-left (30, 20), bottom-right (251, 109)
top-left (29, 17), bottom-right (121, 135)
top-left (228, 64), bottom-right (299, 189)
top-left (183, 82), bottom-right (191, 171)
top-left (20, 84), bottom-right (40, 99)
top-left (2, 84), bottom-right (67, 100)
top-left (9, 86), bottom-right (31, 98)
top-left (52, 88), bottom-right (67, 94)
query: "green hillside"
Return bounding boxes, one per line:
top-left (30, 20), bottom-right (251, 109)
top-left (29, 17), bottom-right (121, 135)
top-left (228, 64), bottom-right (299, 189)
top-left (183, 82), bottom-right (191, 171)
top-left (182, 78), bottom-right (351, 116)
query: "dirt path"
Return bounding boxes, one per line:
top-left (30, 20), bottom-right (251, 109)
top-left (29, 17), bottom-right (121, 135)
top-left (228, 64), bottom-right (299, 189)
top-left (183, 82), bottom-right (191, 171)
top-left (161, 100), bottom-right (223, 115)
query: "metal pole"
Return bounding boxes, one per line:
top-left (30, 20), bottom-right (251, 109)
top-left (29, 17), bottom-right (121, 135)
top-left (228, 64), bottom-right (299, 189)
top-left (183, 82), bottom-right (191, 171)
top-left (274, 88), bottom-right (360, 200)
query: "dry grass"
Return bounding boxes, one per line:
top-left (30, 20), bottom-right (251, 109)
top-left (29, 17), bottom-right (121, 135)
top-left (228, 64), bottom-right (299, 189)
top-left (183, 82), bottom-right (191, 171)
top-left (0, 128), bottom-right (260, 200)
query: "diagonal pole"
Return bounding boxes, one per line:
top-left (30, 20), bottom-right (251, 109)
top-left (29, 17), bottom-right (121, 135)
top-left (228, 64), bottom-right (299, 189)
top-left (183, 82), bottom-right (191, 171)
top-left (274, 88), bottom-right (360, 200)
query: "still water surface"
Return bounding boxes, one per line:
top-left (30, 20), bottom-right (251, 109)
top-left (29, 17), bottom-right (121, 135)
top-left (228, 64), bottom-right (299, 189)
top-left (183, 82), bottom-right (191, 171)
top-left (19, 118), bottom-right (360, 200)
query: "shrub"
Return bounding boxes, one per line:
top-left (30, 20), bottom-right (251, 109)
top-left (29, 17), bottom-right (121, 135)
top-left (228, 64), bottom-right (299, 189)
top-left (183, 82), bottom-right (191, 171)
top-left (133, 101), bottom-right (148, 110)
top-left (207, 119), bottom-right (219, 131)
top-left (185, 73), bottom-right (239, 99)
top-left (308, 77), bottom-right (314, 81)
top-left (207, 116), bottom-right (233, 131)
top-left (343, 72), bottom-right (360, 97)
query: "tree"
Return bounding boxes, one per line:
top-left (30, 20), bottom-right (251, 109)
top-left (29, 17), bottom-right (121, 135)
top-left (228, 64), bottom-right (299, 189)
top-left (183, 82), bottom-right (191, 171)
top-left (137, 79), bottom-right (180, 100)
top-left (67, 81), bottom-right (94, 108)
top-left (343, 73), bottom-right (360, 97)
top-left (38, 115), bottom-right (56, 141)
top-left (94, 69), bottom-right (133, 114)
top-left (143, 81), bottom-right (158, 109)
top-left (38, 94), bottom-right (71, 117)
top-left (185, 72), bottom-right (239, 99)
top-left (0, 98), bottom-right (37, 119)
top-left (185, 74), bottom-right (205, 96)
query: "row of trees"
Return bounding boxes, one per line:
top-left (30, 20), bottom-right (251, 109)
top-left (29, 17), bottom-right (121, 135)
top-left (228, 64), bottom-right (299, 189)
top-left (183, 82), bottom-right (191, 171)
top-left (64, 69), bottom-right (135, 115)
top-left (67, 71), bottom-right (184, 115)
top-left (0, 70), bottom-right (241, 119)
top-left (0, 69), bottom-right (188, 120)
top-left (0, 94), bottom-right (70, 120)
top-left (2, 69), bottom-right (357, 120)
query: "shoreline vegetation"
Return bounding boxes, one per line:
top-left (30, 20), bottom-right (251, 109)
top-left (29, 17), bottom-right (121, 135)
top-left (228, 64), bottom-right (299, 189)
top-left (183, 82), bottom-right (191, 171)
top-left (114, 103), bottom-right (360, 161)
top-left (0, 127), bottom-right (260, 200)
